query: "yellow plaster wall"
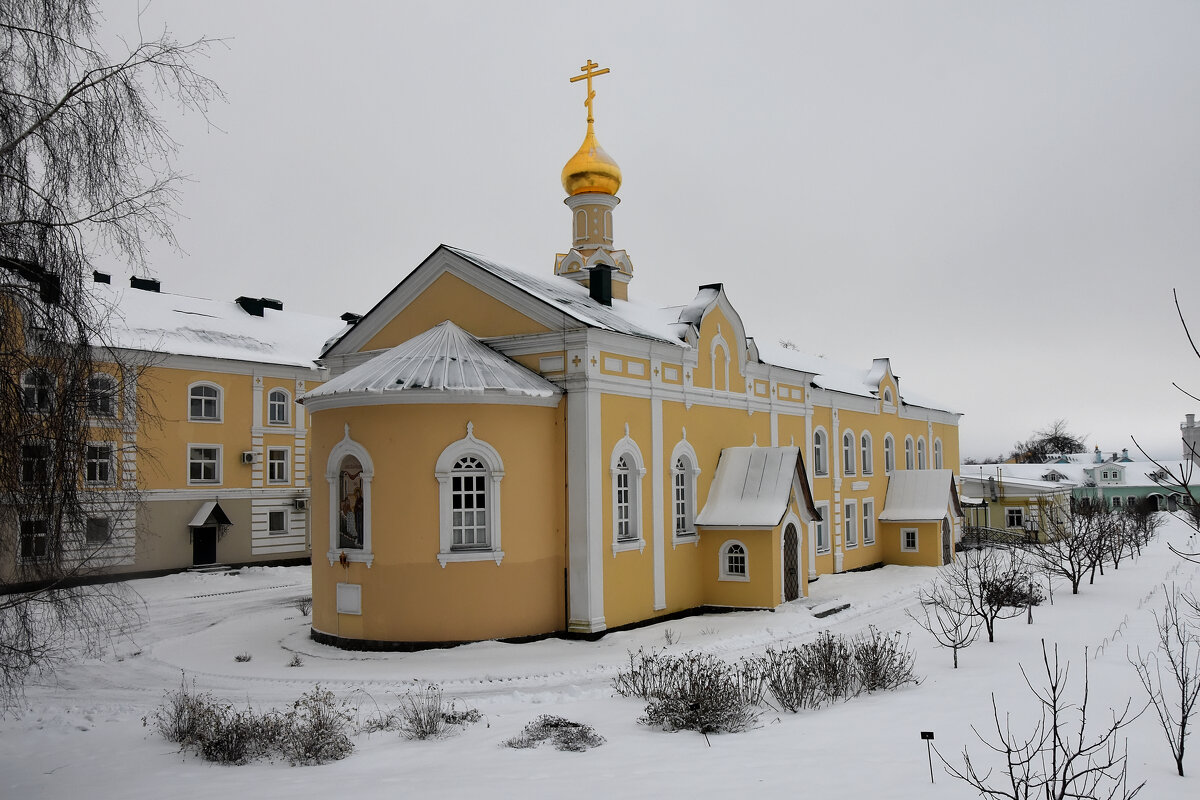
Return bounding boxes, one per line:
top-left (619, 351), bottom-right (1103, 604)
top-left (362, 272), bottom-right (550, 351)
top-left (700, 530), bottom-right (780, 608)
top-left (309, 400), bottom-right (566, 643)
top-left (879, 521), bottom-right (945, 567)
top-left (694, 306), bottom-right (746, 394)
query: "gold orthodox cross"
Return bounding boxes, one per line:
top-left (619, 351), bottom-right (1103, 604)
top-left (570, 59), bottom-right (610, 124)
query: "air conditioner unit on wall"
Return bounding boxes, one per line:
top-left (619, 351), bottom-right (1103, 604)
top-left (241, 451), bottom-right (257, 464)
top-left (292, 498), bottom-right (308, 511)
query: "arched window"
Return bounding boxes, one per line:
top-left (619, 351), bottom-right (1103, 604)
top-left (436, 423), bottom-right (504, 566)
top-left (610, 431), bottom-right (646, 554)
top-left (917, 437), bottom-right (927, 470)
top-left (21, 369), bottom-right (53, 412)
top-left (905, 436), bottom-right (915, 470)
top-left (883, 388), bottom-right (893, 405)
top-left (813, 429), bottom-right (828, 476)
top-left (188, 382), bottom-right (222, 421)
top-left (713, 344), bottom-right (728, 391)
top-left (842, 430), bottom-right (856, 476)
top-left (719, 540), bottom-right (749, 581)
top-left (87, 374), bottom-right (117, 417)
top-left (325, 427), bottom-right (374, 565)
top-left (671, 439), bottom-right (701, 544)
top-left (934, 438), bottom-right (943, 469)
top-left (267, 388), bottom-right (290, 425)
top-left (861, 432), bottom-right (873, 475)
top-left (883, 435), bottom-right (895, 474)
top-left (574, 209), bottom-right (586, 242)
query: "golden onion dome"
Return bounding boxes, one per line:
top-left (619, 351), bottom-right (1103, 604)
top-left (561, 122), bottom-right (622, 196)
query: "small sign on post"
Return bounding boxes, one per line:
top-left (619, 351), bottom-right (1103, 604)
top-left (921, 731), bottom-right (935, 783)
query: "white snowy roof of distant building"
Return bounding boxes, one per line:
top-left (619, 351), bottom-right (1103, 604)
top-left (92, 282), bottom-right (343, 369)
top-left (303, 320), bottom-right (561, 403)
top-left (695, 446), bottom-right (816, 528)
top-left (879, 469), bottom-right (963, 521)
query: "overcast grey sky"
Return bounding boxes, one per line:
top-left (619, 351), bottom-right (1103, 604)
top-left (98, 1), bottom-right (1200, 461)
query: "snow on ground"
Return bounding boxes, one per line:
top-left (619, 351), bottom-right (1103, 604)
top-left (4, 518), bottom-right (1200, 798)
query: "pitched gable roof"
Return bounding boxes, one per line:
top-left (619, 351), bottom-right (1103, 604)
top-left (695, 446), bottom-right (818, 528)
top-left (879, 469), bottom-right (963, 522)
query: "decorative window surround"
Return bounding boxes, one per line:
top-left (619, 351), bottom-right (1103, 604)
top-left (904, 436), bottom-right (915, 470)
top-left (863, 499), bottom-right (875, 545)
top-left (934, 438), bottom-right (943, 470)
top-left (325, 425), bottom-right (374, 566)
top-left (901, 528), bottom-right (918, 552)
top-left (21, 369), bottom-right (53, 413)
top-left (842, 430), bottom-right (856, 476)
top-left (860, 431), bottom-right (873, 475)
top-left (814, 501), bottom-right (830, 554)
top-left (884, 435), bottom-right (895, 475)
top-left (610, 425), bottom-right (647, 555)
top-left (670, 435), bottom-right (701, 547)
top-left (917, 437), bottom-right (927, 470)
top-left (188, 382), bottom-right (223, 422)
top-left (87, 373), bottom-right (118, 418)
top-left (719, 539), bottom-right (749, 581)
top-left (187, 444), bottom-right (221, 485)
top-left (267, 447), bottom-right (290, 484)
top-left (435, 422), bottom-right (505, 567)
top-left (268, 388), bottom-right (291, 425)
top-left (844, 499), bottom-right (858, 549)
top-left (85, 442), bottom-right (116, 487)
top-left (813, 428), bottom-right (829, 477)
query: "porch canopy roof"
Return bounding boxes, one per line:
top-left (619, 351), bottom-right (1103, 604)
top-left (879, 469), bottom-right (963, 522)
top-left (695, 446), bottom-right (819, 529)
top-left (188, 500), bottom-right (232, 528)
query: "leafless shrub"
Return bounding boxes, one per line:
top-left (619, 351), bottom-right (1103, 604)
top-left (504, 715), bottom-right (604, 752)
top-left (910, 581), bottom-right (982, 668)
top-left (234, 651), bottom-right (252, 663)
top-left (293, 597), bottom-right (312, 616)
top-left (853, 626), bottom-right (919, 693)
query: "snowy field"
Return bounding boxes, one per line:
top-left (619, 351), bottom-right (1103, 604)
top-left (3, 518), bottom-right (1200, 799)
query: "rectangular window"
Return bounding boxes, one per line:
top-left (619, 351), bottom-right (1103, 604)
top-left (1006, 507), bottom-right (1024, 528)
top-left (85, 517), bottom-right (111, 545)
top-left (451, 469), bottom-right (488, 547)
top-left (901, 528), bottom-right (918, 552)
top-left (267, 448), bottom-right (289, 484)
top-left (673, 468), bottom-right (691, 535)
top-left (20, 519), bottom-right (49, 561)
top-left (188, 446), bottom-right (220, 484)
top-left (268, 510), bottom-right (287, 535)
top-left (815, 503), bottom-right (830, 554)
top-left (616, 469), bottom-right (633, 541)
top-left (863, 499), bottom-right (875, 545)
top-left (20, 442), bottom-right (50, 485)
top-left (844, 501), bottom-right (857, 548)
top-left (85, 443), bottom-right (114, 486)
top-left (1111, 496), bottom-right (1122, 508)
top-left (188, 385), bottom-right (221, 421)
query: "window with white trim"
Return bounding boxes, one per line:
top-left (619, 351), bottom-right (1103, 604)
top-left (1111, 496), bottom-right (1122, 508)
top-left (901, 528), bottom-right (918, 552)
top-left (917, 437), bottom-right (927, 470)
top-left (814, 502), bottom-right (830, 554)
top-left (268, 510), bottom-right (287, 536)
top-left (863, 499), bottom-right (875, 545)
top-left (188, 383), bottom-right (222, 421)
top-left (934, 438), bottom-right (943, 469)
top-left (451, 456), bottom-right (489, 548)
top-left (883, 388), bottom-right (893, 405)
top-left (861, 432), bottom-right (873, 475)
top-left (435, 424), bottom-right (505, 566)
top-left (87, 374), bottom-right (117, 417)
top-left (19, 519), bottom-right (48, 561)
top-left (188, 445), bottom-right (220, 484)
top-left (1005, 507), bottom-right (1024, 528)
top-left (609, 433), bottom-right (646, 553)
top-left (20, 441), bottom-right (50, 485)
top-left (615, 456), bottom-right (634, 541)
top-left (337, 454), bottom-right (366, 550)
top-left (267, 388), bottom-right (290, 425)
top-left (85, 517), bottom-right (111, 545)
top-left (267, 447), bottom-right (289, 484)
top-left (21, 369), bottom-right (52, 413)
top-left (673, 456), bottom-right (694, 537)
top-left (842, 430), bottom-right (856, 476)
top-left (884, 435), bottom-right (895, 474)
top-left (905, 436), bottom-right (915, 470)
top-left (844, 500), bottom-right (858, 548)
top-left (85, 443), bottom-right (114, 486)
top-left (813, 429), bottom-right (828, 476)
top-left (719, 540), bottom-right (749, 581)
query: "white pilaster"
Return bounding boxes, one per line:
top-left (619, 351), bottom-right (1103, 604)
top-left (651, 392), bottom-right (665, 610)
top-left (567, 382), bottom-right (606, 633)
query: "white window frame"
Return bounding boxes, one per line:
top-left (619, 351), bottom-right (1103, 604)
top-left (19, 518), bottom-right (49, 562)
top-left (1111, 496), bottom-right (1122, 508)
top-left (905, 436), bottom-right (915, 470)
top-left (610, 431), bottom-right (647, 555)
top-left (21, 369), bottom-right (53, 413)
top-left (188, 382), bottom-right (223, 422)
top-left (267, 388), bottom-right (291, 426)
top-left (917, 437), bottom-right (927, 470)
top-left (883, 388), bottom-right (894, 405)
top-left (325, 427), bottom-right (374, 565)
top-left (883, 435), bottom-right (895, 474)
top-left (901, 527), bottom-right (918, 552)
top-left (268, 509), bottom-right (288, 536)
top-left (84, 516), bottom-right (111, 546)
top-left (1005, 507), bottom-right (1024, 528)
top-left (670, 439), bottom-right (702, 545)
top-left (87, 373), bottom-right (118, 418)
top-left (84, 441), bottom-right (115, 487)
top-left (934, 438), bottom-right (943, 470)
top-left (719, 539), bottom-right (750, 582)
top-left (842, 429), bottom-right (856, 476)
top-left (814, 502), bottom-right (830, 554)
top-left (863, 499), bottom-right (875, 545)
top-left (861, 432), bottom-right (873, 475)
top-left (435, 423), bottom-right (505, 566)
top-left (267, 446), bottom-right (290, 484)
top-left (813, 428), bottom-right (829, 477)
top-left (187, 444), bottom-right (222, 485)
top-left (844, 499), bottom-right (858, 549)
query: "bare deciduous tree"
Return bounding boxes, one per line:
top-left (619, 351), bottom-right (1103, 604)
top-left (929, 546), bottom-right (1025, 643)
top-left (1022, 500), bottom-right (1107, 595)
top-left (909, 581), bottom-right (982, 668)
top-left (941, 641), bottom-right (1145, 800)
top-left (1129, 586), bottom-right (1200, 777)
top-left (1, 0), bottom-right (219, 709)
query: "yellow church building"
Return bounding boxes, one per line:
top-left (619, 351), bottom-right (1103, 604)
top-left (303, 61), bottom-right (963, 648)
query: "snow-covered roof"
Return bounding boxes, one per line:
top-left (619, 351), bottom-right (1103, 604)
top-left (961, 461), bottom-right (1199, 490)
top-left (91, 283), bottom-right (344, 369)
top-left (878, 469), bottom-right (962, 521)
top-left (303, 320), bottom-right (561, 402)
top-left (695, 446), bottom-right (815, 528)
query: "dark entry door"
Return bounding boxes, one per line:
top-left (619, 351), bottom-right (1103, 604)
top-left (784, 524), bottom-right (800, 601)
top-left (193, 525), bottom-right (217, 566)
top-left (941, 518), bottom-right (952, 565)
